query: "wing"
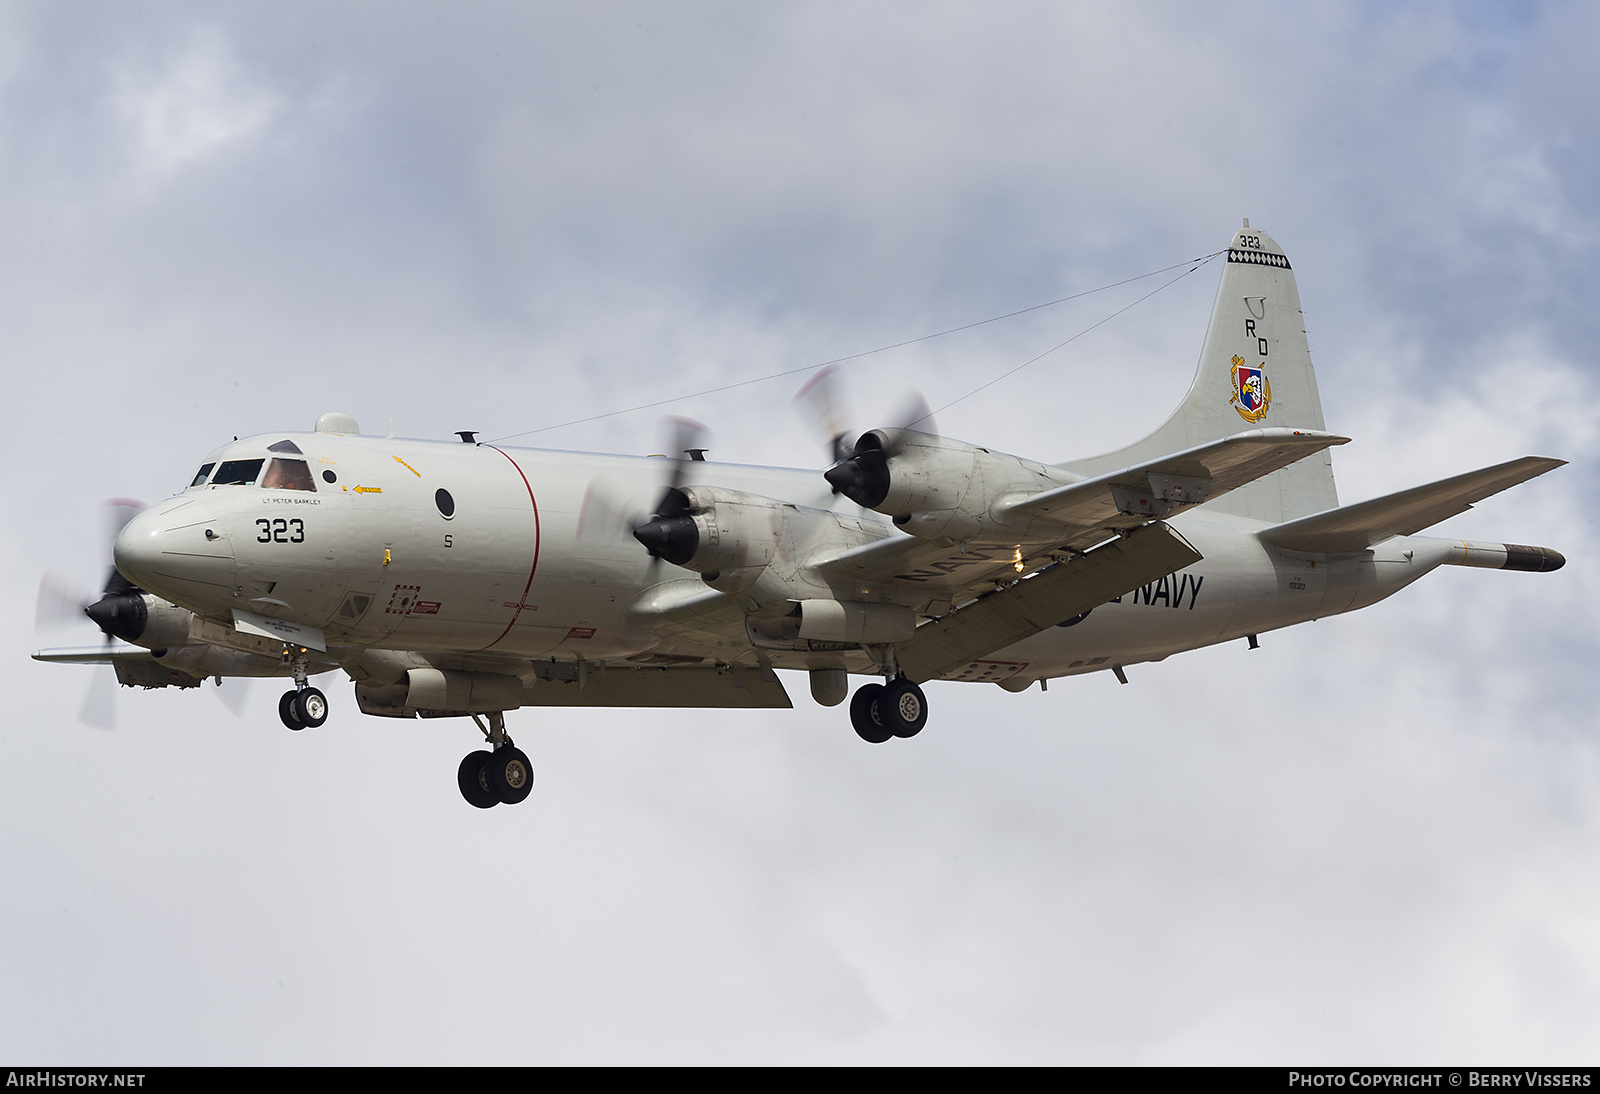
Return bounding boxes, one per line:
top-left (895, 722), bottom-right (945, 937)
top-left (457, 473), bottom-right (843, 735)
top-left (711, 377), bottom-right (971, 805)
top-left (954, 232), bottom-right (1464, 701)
top-left (33, 643), bottom-right (212, 690)
top-left (32, 643), bottom-right (159, 664)
top-left (814, 428), bottom-right (1344, 605)
top-left (896, 521), bottom-right (1202, 683)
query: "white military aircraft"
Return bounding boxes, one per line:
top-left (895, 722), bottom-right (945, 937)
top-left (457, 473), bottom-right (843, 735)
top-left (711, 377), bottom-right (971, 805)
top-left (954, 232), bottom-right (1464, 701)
top-left (34, 222), bottom-right (1566, 808)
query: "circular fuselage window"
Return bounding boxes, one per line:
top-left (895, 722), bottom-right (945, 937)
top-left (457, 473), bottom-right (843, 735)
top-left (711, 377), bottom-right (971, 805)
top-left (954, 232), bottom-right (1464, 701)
top-left (435, 488), bottom-right (456, 518)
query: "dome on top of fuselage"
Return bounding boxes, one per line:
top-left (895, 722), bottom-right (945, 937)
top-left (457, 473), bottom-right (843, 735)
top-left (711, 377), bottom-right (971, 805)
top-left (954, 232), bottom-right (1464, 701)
top-left (315, 412), bottom-right (360, 435)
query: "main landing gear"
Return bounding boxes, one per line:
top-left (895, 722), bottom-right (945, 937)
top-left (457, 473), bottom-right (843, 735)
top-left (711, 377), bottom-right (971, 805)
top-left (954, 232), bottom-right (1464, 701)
top-left (457, 711), bottom-right (533, 809)
top-left (849, 677), bottom-right (928, 744)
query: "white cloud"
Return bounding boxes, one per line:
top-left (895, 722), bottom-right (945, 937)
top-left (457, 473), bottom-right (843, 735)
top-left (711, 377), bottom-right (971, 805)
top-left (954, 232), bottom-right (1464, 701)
top-left (111, 26), bottom-right (283, 182)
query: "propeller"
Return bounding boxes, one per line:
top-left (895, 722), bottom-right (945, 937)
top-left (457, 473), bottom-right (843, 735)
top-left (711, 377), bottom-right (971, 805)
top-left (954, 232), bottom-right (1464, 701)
top-left (794, 365), bottom-right (853, 464)
top-left (212, 675), bottom-right (251, 717)
top-left (577, 417), bottom-right (711, 575)
top-left (34, 499), bottom-right (146, 730)
top-left (631, 417), bottom-right (709, 571)
top-left (85, 499), bottom-right (150, 644)
top-left (803, 370), bottom-right (938, 509)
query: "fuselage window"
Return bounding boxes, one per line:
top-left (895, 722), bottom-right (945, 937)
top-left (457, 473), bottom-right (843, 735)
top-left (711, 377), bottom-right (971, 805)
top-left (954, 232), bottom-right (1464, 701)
top-left (435, 488), bottom-right (455, 518)
top-left (322, 469), bottom-right (337, 484)
top-left (263, 458), bottom-right (316, 491)
top-left (189, 463), bottom-right (216, 488)
top-left (212, 459), bottom-right (265, 486)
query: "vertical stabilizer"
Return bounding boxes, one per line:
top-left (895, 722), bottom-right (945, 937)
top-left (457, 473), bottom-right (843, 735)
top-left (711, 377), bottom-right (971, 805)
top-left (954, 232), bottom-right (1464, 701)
top-left (1059, 223), bottom-right (1337, 522)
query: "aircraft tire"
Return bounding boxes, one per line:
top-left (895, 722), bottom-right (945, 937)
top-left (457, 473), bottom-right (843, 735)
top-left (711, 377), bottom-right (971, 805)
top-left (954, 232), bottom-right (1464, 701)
top-left (278, 690), bottom-right (304, 731)
top-left (292, 687), bottom-right (329, 729)
top-left (457, 750), bottom-right (499, 810)
top-left (884, 679), bottom-right (927, 738)
top-left (849, 684), bottom-right (892, 744)
top-left (487, 746), bottom-right (534, 805)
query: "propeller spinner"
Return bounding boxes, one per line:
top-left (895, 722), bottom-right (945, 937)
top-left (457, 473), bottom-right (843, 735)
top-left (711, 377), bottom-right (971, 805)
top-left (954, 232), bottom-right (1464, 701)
top-left (818, 387), bottom-right (937, 510)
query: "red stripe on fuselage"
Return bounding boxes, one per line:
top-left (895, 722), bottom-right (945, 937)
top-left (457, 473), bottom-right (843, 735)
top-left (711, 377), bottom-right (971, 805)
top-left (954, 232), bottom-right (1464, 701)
top-left (478, 446), bottom-right (541, 651)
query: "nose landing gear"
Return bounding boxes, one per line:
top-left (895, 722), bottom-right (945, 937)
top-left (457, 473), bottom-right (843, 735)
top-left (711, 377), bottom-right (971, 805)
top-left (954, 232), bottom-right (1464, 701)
top-left (457, 711), bottom-right (534, 808)
top-left (277, 651), bottom-right (328, 731)
top-left (276, 686), bottom-right (328, 730)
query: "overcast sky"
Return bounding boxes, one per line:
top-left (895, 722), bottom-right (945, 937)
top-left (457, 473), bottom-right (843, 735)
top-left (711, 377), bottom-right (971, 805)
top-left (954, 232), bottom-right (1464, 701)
top-left (3, 1), bottom-right (1598, 1064)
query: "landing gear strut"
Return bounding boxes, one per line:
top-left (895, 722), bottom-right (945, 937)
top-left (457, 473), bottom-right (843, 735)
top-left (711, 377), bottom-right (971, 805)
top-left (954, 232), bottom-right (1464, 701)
top-left (458, 711), bottom-right (534, 808)
top-left (849, 677), bottom-right (927, 743)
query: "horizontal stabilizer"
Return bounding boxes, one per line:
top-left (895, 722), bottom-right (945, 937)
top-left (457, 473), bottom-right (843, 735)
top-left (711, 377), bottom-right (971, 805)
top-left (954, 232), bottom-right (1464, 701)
top-left (1010, 428), bottom-right (1349, 529)
top-left (1259, 456), bottom-right (1566, 554)
top-left (896, 521), bottom-right (1202, 684)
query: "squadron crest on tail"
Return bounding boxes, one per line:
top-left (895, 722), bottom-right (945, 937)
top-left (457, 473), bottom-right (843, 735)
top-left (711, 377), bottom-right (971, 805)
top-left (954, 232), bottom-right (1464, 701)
top-left (1230, 355), bottom-right (1271, 422)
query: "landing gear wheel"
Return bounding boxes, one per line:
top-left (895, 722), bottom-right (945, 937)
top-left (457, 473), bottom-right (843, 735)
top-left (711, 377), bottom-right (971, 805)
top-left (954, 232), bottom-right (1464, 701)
top-left (278, 690), bottom-right (304, 731)
top-left (457, 750), bottom-right (499, 809)
top-left (291, 687), bottom-right (328, 728)
top-left (884, 678), bottom-right (927, 738)
top-left (486, 746), bottom-right (534, 805)
top-left (850, 683), bottom-right (892, 744)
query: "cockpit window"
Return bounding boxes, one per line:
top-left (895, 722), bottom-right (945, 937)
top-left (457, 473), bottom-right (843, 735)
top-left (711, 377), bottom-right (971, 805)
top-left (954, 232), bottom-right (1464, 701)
top-left (262, 458), bottom-right (316, 491)
top-left (267, 439), bottom-right (304, 454)
top-left (212, 459), bottom-right (265, 486)
top-left (189, 463), bottom-right (216, 488)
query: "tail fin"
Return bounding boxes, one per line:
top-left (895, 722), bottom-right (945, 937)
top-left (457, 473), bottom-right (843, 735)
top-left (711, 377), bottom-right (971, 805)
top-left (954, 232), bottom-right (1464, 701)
top-left (1059, 222), bottom-right (1337, 522)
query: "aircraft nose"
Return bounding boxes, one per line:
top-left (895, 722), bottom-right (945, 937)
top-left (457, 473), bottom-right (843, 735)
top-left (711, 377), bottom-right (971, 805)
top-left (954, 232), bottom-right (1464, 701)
top-left (113, 498), bottom-right (235, 607)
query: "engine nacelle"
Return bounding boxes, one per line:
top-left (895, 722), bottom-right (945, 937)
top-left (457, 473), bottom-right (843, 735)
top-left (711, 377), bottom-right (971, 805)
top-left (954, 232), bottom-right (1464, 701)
top-left (824, 429), bottom-right (1078, 542)
top-left (632, 485), bottom-right (888, 613)
top-left (85, 591), bottom-right (195, 651)
top-left (633, 484), bottom-right (783, 592)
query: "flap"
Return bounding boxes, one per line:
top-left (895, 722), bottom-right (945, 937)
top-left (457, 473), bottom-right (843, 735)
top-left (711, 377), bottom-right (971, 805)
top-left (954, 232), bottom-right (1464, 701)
top-left (521, 664), bottom-right (792, 708)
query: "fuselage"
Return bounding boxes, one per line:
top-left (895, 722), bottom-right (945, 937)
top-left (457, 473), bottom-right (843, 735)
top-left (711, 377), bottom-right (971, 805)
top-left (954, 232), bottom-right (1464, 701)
top-left (114, 429), bottom-right (1447, 687)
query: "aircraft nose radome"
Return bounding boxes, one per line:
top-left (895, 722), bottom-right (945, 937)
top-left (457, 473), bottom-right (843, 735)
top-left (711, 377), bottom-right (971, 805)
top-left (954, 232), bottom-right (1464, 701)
top-left (112, 508), bottom-right (162, 588)
top-left (112, 499), bottom-right (233, 601)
